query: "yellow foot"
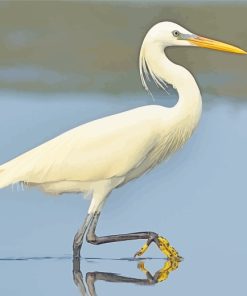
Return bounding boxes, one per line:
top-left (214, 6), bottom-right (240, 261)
top-left (157, 236), bottom-right (182, 259)
top-left (134, 235), bottom-right (182, 260)
top-left (134, 243), bottom-right (149, 257)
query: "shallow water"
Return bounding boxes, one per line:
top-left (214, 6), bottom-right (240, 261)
top-left (0, 91), bottom-right (247, 296)
top-left (0, 1), bottom-right (247, 295)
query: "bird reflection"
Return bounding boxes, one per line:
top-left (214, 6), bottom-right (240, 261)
top-left (73, 258), bottom-right (181, 296)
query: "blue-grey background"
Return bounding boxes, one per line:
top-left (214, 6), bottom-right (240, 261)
top-left (0, 1), bottom-right (246, 295)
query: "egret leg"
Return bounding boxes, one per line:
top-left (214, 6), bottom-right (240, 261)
top-left (73, 213), bottom-right (94, 258)
top-left (86, 212), bottom-right (181, 259)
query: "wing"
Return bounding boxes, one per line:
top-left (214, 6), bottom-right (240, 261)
top-left (1, 106), bottom-right (165, 185)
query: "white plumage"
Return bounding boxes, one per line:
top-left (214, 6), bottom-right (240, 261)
top-left (0, 104), bottom-right (198, 203)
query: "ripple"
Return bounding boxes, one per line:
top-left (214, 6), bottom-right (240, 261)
top-left (0, 255), bottom-right (168, 262)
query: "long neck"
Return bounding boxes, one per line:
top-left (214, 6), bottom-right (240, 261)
top-left (141, 42), bottom-right (202, 126)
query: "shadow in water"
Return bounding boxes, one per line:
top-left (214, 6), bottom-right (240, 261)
top-left (73, 257), bottom-right (181, 296)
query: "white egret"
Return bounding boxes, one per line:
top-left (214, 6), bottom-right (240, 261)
top-left (0, 22), bottom-right (245, 259)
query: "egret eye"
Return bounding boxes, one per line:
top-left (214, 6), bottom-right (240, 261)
top-left (172, 30), bottom-right (180, 37)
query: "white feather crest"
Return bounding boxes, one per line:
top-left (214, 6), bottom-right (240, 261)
top-left (139, 44), bottom-right (169, 97)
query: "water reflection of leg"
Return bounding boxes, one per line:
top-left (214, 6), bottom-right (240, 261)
top-left (72, 258), bottom-right (181, 296)
top-left (73, 266), bottom-right (88, 296)
top-left (85, 270), bottom-right (157, 289)
top-left (138, 258), bottom-right (181, 283)
top-left (85, 273), bottom-right (97, 296)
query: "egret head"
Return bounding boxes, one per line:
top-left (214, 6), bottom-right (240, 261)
top-left (143, 21), bottom-right (247, 53)
top-left (140, 21), bottom-right (246, 93)
top-left (142, 22), bottom-right (194, 47)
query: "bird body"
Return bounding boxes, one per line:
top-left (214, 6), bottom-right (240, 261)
top-left (0, 22), bottom-right (245, 258)
top-left (0, 103), bottom-right (199, 197)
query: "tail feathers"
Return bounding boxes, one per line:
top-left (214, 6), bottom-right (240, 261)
top-left (0, 167), bottom-right (18, 189)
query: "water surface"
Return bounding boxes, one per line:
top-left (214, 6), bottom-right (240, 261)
top-left (0, 91), bottom-right (247, 295)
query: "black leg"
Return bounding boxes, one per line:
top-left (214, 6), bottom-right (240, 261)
top-left (73, 213), bottom-right (94, 258)
top-left (86, 212), bottom-right (181, 259)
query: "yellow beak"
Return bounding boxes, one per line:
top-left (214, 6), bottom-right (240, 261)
top-left (188, 35), bottom-right (247, 54)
